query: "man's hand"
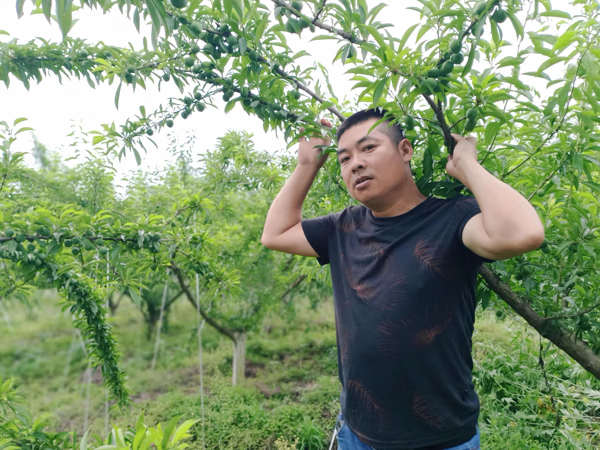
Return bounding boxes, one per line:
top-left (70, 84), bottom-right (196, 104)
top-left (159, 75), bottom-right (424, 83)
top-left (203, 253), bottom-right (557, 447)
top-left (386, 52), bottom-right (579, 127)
top-left (297, 118), bottom-right (332, 170)
top-left (446, 133), bottom-right (479, 185)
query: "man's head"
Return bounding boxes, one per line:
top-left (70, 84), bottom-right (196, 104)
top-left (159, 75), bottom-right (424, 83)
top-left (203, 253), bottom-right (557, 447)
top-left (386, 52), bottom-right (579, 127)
top-left (336, 109), bottom-right (415, 209)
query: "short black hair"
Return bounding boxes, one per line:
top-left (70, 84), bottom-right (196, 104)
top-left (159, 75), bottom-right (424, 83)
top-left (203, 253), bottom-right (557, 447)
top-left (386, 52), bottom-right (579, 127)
top-left (336, 108), bottom-right (405, 145)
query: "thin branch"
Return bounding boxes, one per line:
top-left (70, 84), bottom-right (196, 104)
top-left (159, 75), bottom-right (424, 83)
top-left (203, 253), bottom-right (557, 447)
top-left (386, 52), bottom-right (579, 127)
top-left (263, 58), bottom-right (346, 121)
top-left (313, 0), bottom-right (328, 23)
top-left (449, 115), bottom-right (467, 131)
top-left (271, 0), bottom-right (363, 43)
top-left (543, 302), bottom-right (600, 322)
top-left (172, 266), bottom-right (237, 342)
top-left (422, 94), bottom-right (456, 153)
top-left (281, 274), bottom-right (307, 300)
top-left (501, 30), bottom-right (599, 179)
top-left (165, 289), bottom-right (184, 310)
top-left (525, 155), bottom-right (568, 202)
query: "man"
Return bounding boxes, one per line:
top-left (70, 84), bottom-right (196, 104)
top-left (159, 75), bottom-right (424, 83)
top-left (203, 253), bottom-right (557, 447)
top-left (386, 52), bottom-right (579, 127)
top-left (261, 109), bottom-right (544, 450)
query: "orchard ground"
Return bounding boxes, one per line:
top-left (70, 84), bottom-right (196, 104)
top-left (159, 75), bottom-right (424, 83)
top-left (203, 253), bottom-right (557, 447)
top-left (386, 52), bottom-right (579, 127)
top-left (1, 290), bottom-right (599, 449)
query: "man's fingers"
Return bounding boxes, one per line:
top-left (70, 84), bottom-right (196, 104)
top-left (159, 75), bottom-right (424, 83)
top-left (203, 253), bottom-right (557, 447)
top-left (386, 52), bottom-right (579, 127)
top-left (466, 136), bottom-right (477, 145)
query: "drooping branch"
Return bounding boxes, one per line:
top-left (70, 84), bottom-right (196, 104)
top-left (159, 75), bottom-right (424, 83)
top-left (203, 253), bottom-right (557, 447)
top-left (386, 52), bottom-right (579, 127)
top-left (262, 58), bottom-right (345, 121)
top-left (479, 265), bottom-right (600, 380)
top-left (271, 0), bottom-right (364, 44)
top-left (281, 274), bottom-right (307, 301)
top-left (173, 266), bottom-right (237, 343)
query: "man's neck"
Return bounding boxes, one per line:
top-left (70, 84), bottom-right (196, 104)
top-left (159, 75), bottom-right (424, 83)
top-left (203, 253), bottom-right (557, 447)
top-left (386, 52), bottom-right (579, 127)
top-left (368, 186), bottom-right (428, 218)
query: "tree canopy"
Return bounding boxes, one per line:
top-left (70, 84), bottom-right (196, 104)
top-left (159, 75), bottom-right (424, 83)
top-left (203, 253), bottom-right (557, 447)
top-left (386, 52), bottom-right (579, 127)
top-left (2, 0), bottom-right (600, 405)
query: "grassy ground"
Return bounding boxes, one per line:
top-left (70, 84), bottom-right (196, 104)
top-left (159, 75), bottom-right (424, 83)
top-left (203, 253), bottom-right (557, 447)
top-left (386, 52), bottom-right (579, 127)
top-left (1, 291), bottom-right (598, 449)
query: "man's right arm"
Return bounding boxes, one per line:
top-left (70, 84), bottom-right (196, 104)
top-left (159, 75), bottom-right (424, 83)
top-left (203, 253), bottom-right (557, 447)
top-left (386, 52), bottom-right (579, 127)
top-left (261, 120), bottom-right (332, 256)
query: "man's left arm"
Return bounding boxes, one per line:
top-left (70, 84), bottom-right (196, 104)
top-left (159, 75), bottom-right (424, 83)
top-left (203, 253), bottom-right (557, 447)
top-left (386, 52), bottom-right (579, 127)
top-left (447, 133), bottom-right (545, 261)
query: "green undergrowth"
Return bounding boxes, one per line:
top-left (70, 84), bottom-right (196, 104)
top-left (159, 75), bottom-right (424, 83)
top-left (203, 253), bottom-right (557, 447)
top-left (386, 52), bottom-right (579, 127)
top-left (1, 292), bottom-right (599, 449)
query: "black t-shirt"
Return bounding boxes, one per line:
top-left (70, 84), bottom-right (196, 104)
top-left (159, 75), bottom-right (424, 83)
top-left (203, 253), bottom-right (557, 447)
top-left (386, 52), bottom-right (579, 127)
top-left (301, 195), bottom-right (494, 450)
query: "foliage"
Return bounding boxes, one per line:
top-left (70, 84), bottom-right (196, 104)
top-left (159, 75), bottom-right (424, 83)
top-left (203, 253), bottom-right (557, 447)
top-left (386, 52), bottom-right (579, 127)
top-left (474, 327), bottom-right (600, 448)
top-left (0, 375), bottom-right (197, 450)
top-left (4, 0), bottom-right (600, 349)
top-left (3, 291), bottom-right (600, 448)
top-left (2, 0), bottom-right (600, 423)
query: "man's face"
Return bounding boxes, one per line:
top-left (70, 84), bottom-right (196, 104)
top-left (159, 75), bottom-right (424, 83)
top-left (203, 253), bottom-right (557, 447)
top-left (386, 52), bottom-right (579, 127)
top-left (337, 118), bottom-right (412, 207)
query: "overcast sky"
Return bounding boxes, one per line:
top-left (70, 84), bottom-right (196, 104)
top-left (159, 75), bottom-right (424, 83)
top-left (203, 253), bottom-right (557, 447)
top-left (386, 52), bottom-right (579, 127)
top-left (0, 0), bottom-right (574, 186)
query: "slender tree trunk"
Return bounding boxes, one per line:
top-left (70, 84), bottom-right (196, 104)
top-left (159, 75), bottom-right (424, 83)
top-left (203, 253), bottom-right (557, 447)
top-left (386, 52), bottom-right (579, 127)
top-left (232, 331), bottom-right (246, 386)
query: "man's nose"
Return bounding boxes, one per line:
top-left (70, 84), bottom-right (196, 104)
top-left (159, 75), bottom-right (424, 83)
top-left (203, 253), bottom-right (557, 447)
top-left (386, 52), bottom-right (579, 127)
top-left (351, 156), bottom-right (366, 173)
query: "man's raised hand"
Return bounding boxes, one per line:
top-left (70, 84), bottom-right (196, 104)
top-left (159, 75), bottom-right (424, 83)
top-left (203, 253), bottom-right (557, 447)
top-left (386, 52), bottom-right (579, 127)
top-left (297, 118), bottom-right (332, 170)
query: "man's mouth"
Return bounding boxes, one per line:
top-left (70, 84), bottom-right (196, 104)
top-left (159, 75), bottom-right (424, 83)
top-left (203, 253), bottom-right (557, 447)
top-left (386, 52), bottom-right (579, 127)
top-left (355, 176), bottom-right (373, 189)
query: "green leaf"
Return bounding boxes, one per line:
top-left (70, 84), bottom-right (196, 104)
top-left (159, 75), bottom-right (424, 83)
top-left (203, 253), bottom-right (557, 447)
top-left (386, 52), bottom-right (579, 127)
top-left (231, 0), bottom-right (244, 20)
top-left (364, 24), bottom-right (387, 50)
top-left (42, 0), bottom-right (52, 23)
top-left (146, 0), bottom-right (165, 34)
top-left (540, 10), bottom-right (571, 19)
top-left (462, 41), bottom-right (476, 77)
top-left (398, 23), bottom-right (419, 50)
top-left (79, 429), bottom-right (89, 450)
top-left (133, 8), bottom-right (140, 33)
top-left (132, 148), bottom-right (142, 166)
top-left (310, 35), bottom-right (339, 41)
top-left (484, 121), bottom-right (501, 146)
top-left (238, 37), bottom-right (247, 55)
top-left (506, 10), bottom-right (523, 39)
top-left (55, 0), bottom-right (74, 40)
top-left (224, 99), bottom-right (237, 113)
top-left (161, 415), bottom-right (181, 448)
top-left (372, 76), bottom-right (388, 106)
top-left (554, 30), bottom-right (577, 52)
top-left (557, 79), bottom-right (573, 114)
top-left (16, 0), bottom-right (26, 18)
top-left (255, 14), bottom-right (268, 43)
top-left (423, 148), bottom-right (433, 177)
top-left (114, 82), bottom-right (122, 110)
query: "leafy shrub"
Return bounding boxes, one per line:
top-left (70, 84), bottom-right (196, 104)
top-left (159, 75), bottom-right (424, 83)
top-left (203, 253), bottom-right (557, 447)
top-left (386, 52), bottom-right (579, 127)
top-left (0, 377), bottom-right (197, 450)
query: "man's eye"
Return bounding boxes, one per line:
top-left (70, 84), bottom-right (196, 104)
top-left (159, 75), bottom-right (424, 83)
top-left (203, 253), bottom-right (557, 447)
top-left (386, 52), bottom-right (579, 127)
top-left (340, 157), bottom-right (349, 164)
top-left (364, 145), bottom-right (375, 151)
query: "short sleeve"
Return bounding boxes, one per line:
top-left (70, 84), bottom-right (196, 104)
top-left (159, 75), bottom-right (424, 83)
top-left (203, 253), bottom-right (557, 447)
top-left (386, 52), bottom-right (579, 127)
top-left (454, 196), bottom-right (496, 265)
top-left (301, 214), bottom-right (336, 266)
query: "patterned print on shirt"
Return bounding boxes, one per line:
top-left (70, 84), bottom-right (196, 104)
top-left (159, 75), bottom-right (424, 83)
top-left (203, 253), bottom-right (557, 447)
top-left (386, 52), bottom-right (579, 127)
top-left (338, 210), bottom-right (366, 233)
top-left (335, 305), bottom-right (351, 364)
top-left (376, 319), bottom-right (416, 360)
top-left (412, 394), bottom-right (450, 431)
top-left (358, 237), bottom-right (396, 283)
top-left (413, 239), bottom-right (445, 277)
top-left (344, 262), bottom-right (377, 303)
top-left (347, 379), bottom-right (384, 418)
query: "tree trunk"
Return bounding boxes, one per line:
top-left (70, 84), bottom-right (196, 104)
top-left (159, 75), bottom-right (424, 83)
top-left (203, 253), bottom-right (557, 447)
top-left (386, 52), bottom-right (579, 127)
top-left (480, 266), bottom-right (600, 380)
top-left (232, 331), bottom-right (246, 386)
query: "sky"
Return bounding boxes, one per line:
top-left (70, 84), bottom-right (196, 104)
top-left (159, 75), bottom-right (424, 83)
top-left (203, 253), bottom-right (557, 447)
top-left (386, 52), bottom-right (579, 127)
top-left (0, 0), bottom-right (575, 187)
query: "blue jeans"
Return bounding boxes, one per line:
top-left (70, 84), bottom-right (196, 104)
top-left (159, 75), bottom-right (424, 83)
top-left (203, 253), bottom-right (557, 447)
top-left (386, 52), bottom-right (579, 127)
top-left (334, 414), bottom-right (480, 450)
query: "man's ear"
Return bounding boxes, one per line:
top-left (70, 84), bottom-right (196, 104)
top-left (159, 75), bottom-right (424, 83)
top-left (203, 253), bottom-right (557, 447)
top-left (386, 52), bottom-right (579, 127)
top-left (398, 138), bottom-right (414, 163)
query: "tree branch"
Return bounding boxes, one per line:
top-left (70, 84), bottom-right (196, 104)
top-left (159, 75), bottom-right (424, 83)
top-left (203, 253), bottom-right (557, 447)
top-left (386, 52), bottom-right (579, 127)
top-left (422, 94), bottom-right (456, 153)
top-left (281, 274), bottom-right (307, 301)
top-left (543, 301), bottom-right (600, 322)
top-left (271, 0), bottom-right (363, 44)
top-left (501, 31), bottom-right (598, 179)
top-left (172, 266), bottom-right (237, 343)
top-left (479, 265), bottom-right (600, 380)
